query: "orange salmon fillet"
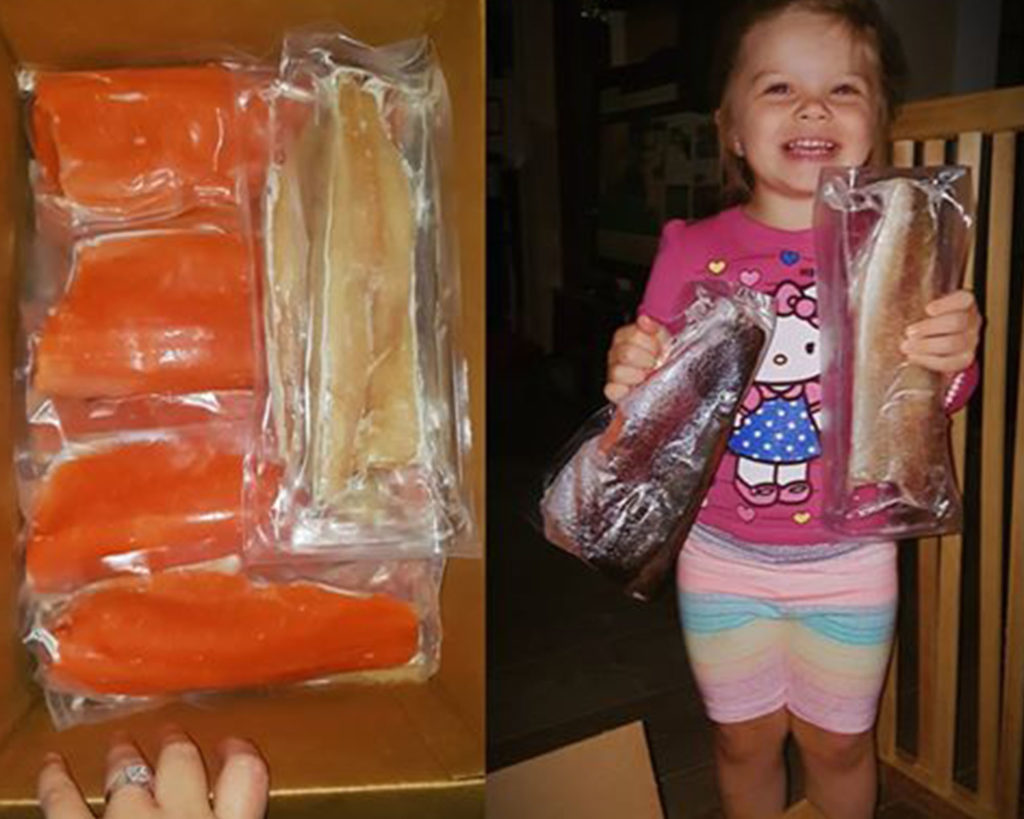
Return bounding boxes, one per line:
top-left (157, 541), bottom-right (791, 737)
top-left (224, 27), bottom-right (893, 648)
top-left (44, 571), bottom-right (420, 695)
top-left (34, 229), bottom-right (255, 398)
top-left (31, 66), bottom-right (270, 217)
top-left (26, 438), bottom-right (244, 593)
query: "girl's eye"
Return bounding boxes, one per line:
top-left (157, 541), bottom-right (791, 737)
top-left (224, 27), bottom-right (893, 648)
top-left (764, 83), bottom-right (790, 95)
top-left (832, 84), bottom-right (859, 95)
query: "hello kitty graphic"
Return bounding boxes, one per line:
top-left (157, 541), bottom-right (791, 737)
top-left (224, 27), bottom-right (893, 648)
top-left (727, 280), bottom-right (821, 506)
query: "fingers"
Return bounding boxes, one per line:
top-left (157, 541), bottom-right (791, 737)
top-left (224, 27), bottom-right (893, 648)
top-left (606, 318), bottom-right (671, 403)
top-left (154, 726), bottom-right (211, 815)
top-left (905, 310), bottom-right (971, 339)
top-left (605, 317), bottom-right (673, 404)
top-left (610, 341), bottom-right (658, 371)
top-left (901, 332), bottom-right (973, 357)
top-left (39, 735), bottom-right (266, 819)
top-left (924, 289), bottom-right (975, 316)
top-left (903, 292), bottom-right (981, 375)
top-left (603, 382), bottom-right (628, 404)
top-left (607, 364), bottom-right (649, 390)
top-left (104, 736), bottom-right (157, 818)
top-left (611, 323), bottom-right (660, 359)
top-left (37, 754), bottom-right (93, 819)
top-left (212, 738), bottom-right (269, 819)
top-left (636, 314), bottom-right (671, 347)
top-left (905, 350), bottom-right (975, 374)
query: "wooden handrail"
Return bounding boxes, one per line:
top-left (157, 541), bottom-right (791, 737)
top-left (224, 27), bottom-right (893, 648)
top-left (891, 86), bottom-right (1024, 140)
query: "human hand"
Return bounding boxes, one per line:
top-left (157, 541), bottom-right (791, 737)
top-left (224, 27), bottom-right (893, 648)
top-left (900, 290), bottom-right (981, 373)
top-left (604, 315), bottom-right (671, 403)
top-left (38, 729), bottom-right (269, 819)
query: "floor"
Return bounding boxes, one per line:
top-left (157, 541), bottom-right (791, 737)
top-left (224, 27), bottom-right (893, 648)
top-left (484, 338), bottom-right (999, 818)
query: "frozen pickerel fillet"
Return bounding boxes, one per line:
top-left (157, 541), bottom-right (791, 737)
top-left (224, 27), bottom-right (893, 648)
top-left (268, 75), bottom-right (421, 507)
top-left (264, 132), bottom-right (312, 468)
top-left (850, 177), bottom-right (947, 505)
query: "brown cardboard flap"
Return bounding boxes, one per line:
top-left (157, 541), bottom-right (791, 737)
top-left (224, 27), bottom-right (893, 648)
top-left (0, 0), bottom-right (446, 65)
top-left (0, 682), bottom-right (464, 791)
top-left (486, 722), bottom-right (665, 819)
top-left (0, 28), bottom-right (29, 751)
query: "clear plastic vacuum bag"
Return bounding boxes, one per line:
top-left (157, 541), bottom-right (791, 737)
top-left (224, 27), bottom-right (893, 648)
top-left (16, 425), bottom-right (250, 595)
top-left (22, 64), bottom-right (272, 229)
top-left (23, 221), bottom-right (258, 401)
top-left (815, 167), bottom-right (973, 538)
top-left (246, 30), bottom-right (475, 562)
top-left (23, 558), bottom-right (442, 729)
top-left (24, 391), bottom-right (256, 453)
top-left (540, 285), bottom-right (773, 601)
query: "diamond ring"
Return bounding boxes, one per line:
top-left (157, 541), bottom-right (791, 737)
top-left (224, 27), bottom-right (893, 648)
top-left (104, 761), bottom-right (154, 801)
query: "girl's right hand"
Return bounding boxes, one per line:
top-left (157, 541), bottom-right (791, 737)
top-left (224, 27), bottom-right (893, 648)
top-left (604, 315), bottom-right (670, 403)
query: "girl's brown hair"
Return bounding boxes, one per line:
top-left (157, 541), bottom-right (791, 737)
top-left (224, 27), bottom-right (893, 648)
top-left (711, 0), bottom-right (908, 205)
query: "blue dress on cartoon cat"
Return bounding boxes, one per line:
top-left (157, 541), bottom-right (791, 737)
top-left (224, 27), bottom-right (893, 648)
top-left (728, 393), bottom-right (820, 463)
top-left (727, 281), bottom-right (822, 507)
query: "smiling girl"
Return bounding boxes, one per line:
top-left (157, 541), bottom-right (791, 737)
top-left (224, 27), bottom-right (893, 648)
top-left (603, 2), bottom-right (982, 816)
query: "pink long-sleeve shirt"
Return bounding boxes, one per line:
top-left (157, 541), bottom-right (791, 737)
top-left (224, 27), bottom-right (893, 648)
top-left (638, 206), bottom-right (977, 547)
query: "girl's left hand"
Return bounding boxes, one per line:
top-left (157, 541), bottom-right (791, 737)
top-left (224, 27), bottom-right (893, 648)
top-left (901, 290), bottom-right (982, 373)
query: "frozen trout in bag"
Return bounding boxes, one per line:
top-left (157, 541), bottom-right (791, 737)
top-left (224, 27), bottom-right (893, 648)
top-left (815, 167), bottom-right (973, 537)
top-left (540, 285), bottom-right (773, 601)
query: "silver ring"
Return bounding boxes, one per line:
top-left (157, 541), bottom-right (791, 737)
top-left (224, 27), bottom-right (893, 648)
top-left (105, 761), bottom-right (154, 801)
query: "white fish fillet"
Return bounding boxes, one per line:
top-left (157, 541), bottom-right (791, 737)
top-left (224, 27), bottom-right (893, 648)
top-left (264, 129), bottom-right (311, 465)
top-left (350, 81), bottom-right (419, 471)
top-left (305, 76), bottom-right (420, 506)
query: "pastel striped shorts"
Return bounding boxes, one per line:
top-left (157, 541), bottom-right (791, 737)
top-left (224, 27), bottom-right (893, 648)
top-left (677, 527), bottom-right (898, 735)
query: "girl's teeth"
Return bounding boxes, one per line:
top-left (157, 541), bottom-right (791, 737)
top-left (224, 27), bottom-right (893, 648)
top-left (786, 139), bottom-right (836, 152)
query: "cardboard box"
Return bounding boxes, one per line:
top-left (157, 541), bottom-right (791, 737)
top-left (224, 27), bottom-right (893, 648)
top-left (486, 722), bottom-right (664, 819)
top-left (0, 0), bottom-right (484, 815)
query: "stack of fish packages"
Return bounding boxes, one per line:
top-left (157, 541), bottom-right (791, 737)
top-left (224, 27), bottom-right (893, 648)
top-left (15, 31), bottom-right (475, 728)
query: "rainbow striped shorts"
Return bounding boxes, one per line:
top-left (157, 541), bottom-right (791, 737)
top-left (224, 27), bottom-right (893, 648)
top-left (677, 526), bottom-right (897, 735)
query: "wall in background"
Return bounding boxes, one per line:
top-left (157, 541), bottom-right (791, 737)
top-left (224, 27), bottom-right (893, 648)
top-left (879, 0), bottom-right (1003, 99)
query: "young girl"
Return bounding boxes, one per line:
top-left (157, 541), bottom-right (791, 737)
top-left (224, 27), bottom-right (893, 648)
top-left (604, 2), bottom-right (982, 817)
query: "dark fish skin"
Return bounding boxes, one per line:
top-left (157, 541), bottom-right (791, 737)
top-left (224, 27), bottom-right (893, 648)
top-left (542, 294), bottom-right (768, 601)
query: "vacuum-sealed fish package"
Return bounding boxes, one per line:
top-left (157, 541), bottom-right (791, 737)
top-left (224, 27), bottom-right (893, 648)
top-left (540, 285), bottom-right (773, 601)
top-left (815, 167), bottom-right (973, 537)
top-left (23, 65), bottom-right (272, 229)
top-left (247, 31), bottom-right (474, 561)
top-left (24, 558), bottom-right (442, 729)
top-left (17, 426), bottom-right (249, 594)
top-left (26, 222), bottom-right (257, 400)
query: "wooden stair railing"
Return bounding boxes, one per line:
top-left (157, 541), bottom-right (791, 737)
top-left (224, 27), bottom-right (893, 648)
top-left (871, 85), bottom-right (1024, 819)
